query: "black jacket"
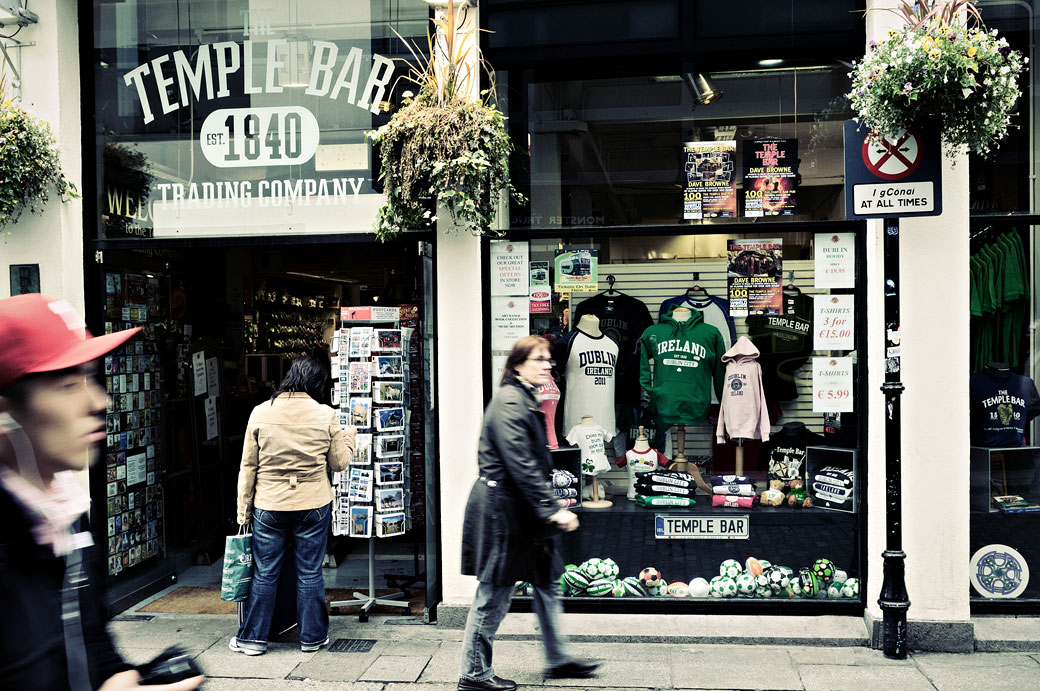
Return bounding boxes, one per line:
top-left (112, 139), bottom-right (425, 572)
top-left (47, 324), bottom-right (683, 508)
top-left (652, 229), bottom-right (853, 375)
top-left (461, 380), bottom-right (562, 586)
top-left (0, 484), bottom-right (130, 690)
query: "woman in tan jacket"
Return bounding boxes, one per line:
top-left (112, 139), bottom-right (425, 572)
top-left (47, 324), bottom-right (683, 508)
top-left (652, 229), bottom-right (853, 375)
top-left (230, 356), bottom-right (356, 656)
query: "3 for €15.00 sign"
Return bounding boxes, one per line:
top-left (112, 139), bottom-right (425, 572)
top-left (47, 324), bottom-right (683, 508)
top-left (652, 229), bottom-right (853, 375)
top-left (843, 121), bottom-right (943, 219)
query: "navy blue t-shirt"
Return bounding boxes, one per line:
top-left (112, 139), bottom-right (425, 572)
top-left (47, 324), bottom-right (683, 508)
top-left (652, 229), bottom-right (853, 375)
top-left (970, 370), bottom-right (1040, 447)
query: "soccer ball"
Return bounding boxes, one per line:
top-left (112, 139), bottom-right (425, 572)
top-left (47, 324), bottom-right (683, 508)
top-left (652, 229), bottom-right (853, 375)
top-left (755, 583), bottom-right (774, 598)
top-left (789, 578), bottom-right (803, 597)
top-left (638, 567), bottom-right (663, 590)
top-left (667, 581), bottom-right (690, 597)
top-left (757, 559), bottom-right (773, 571)
top-left (689, 577), bottom-right (711, 598)
top-left (514, 581), bottom-right (532, 596)
top-left (811, 558), bottom-right (836, 583)
top-left (601, 558), bottom-right (620, 580)
top-left (798, 568), bottom-right (821, 597)
top-left (745, 557), bottom-right (764, 576)
top-left (735, 573), bottom-right (757, 596)
top-left (579, 558), bottom-right (603, 579)
top-left (611, 580), bottom-right (626, 597)
top-left (762, 566), bottom-right (789, 593)
top-left (719, 559), bottom-right (742, 579)
top-left (709, 576), bottom-right (737, 598)
top-left (841, 578), bottom-right (860, 598)
top-left (826, 580), bottom-right (846, 599)
top-left (622, 576), bottom-right (647, 597)
top-left (586, 578), bottom-right (614, 596)
top-left (649, 581), bottom-right (669, 597)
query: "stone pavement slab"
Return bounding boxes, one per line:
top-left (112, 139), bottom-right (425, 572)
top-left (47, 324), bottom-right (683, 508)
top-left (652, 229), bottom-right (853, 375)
top-left (202, 681), bottom-right (384, 691)
top-left (798, 664), bottom-right (937, 691)
top-left (194, 635), bottom-right (314, 679)
top-left (670, 645), bottom-right (802, 690)
top-left (973, 615), bottom-right (1040, 652)
top-left (358, 655), bottom-right (432, 682)
top-left (544, 658), bottom-right (672, 688)
top-left (787, 646), bottom-right (913, 666)
top-left (419, 641), bottom-right (545, 685)
top-left (914, 653), bottom-right (1040, 691)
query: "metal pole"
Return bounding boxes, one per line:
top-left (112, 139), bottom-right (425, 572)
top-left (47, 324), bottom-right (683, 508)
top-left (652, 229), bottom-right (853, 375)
top-left (879, 217), bottom-right (910, 659)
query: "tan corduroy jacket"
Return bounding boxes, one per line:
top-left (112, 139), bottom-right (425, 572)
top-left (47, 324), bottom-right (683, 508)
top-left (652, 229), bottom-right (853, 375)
top-left (236, 392), bottom-right (356, 523)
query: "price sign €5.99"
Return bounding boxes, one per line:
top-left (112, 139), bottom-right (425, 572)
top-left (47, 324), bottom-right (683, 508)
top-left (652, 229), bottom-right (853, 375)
top-left (812, 357), bottom-right (854, 413)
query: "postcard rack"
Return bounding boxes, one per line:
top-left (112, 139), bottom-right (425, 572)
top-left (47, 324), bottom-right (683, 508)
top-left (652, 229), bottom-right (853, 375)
top-left (329, 307), bottom-right (412, 621)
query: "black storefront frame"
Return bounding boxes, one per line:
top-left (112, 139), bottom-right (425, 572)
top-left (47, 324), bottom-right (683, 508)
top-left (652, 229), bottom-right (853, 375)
top-left (481, 220), bottom-right (870, 615)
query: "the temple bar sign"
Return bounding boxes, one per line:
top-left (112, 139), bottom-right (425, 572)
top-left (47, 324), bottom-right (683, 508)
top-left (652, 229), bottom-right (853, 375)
top-left (844, 120), bottom-right (943, 219)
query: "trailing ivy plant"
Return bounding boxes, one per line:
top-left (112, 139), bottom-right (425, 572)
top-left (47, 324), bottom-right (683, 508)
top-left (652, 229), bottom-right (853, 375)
top-left (0, 77), bottom-right (79, 231)
top-left (367, 0), bottom-right (522, 240)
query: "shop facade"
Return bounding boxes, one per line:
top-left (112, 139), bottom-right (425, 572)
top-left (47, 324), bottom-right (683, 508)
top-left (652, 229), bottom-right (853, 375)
top-left (426, 0), bottom-right (1021, 651)
top-left (80, 0), bottom-right (445, 614)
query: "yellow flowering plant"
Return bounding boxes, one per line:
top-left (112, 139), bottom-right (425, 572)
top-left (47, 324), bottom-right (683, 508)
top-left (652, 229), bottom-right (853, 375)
top-left (847, 0), bottom-right (1026, 156)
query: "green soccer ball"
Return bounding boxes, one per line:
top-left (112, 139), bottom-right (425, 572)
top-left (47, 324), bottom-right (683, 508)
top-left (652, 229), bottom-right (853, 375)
top-left (811, 558), bottom-right (836, 583)
top-left (841, 578), bottom-right (860, 598)
top-left (514, 581), bottom-right (532, 596)
top-left (755, 583), bottom-right (774, 598)
top-left (719, 559), bottom-right (742, 579)
top-left (611, 579), bottom-right (626, 597)
top-left (735, 573), bottom-right (757, 597)
top-left (826, 580), bottom-right (846, 599)
top-left (601, 558), bottom-right (620, 580)
top-left (579, 558), bottom-right (603, 579)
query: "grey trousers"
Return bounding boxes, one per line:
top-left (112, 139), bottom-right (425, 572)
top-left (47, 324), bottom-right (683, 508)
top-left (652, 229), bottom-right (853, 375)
top-left (459, 581), bottom-right (573, 681)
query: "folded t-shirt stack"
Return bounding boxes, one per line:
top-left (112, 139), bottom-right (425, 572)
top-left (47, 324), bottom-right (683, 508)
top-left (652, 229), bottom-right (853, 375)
top-left (634, 470), bottom-right (697, 506)
top-left (710, 474), bottom-right (758, 507)
top-left (550, 469), bottom-right (579, 507)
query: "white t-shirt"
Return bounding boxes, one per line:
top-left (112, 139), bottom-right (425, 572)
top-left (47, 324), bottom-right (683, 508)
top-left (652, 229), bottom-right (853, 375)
top-left (566, 424), bottom-right (613, 475)
top-left (562, 332), bottom-right (619, 435)
top-left (617, 448), bottom-right (669, 500)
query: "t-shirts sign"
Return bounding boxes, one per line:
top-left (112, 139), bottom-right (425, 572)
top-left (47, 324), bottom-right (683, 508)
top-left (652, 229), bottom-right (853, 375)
top-left (814, 232), bottom-right (856, 288)
top-left (812, 357), bottom-right (854, 413)
top-left (490, 240), bottom-right (529, 296)
top-left (813, 295), bottom-right (854, 351)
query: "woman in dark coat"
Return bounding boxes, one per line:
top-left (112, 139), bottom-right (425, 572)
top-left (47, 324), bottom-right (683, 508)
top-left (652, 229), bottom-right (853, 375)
top-left (458, 336), bottom-right (598, 691)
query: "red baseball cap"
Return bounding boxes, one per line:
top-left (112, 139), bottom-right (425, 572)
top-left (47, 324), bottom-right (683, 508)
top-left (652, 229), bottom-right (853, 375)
top-left (0, 294), bottom-right (141, 390)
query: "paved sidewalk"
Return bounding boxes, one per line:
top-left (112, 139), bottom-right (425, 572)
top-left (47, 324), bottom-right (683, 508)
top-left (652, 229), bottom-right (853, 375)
top-left (109, 612), bottom-right (1040, 691)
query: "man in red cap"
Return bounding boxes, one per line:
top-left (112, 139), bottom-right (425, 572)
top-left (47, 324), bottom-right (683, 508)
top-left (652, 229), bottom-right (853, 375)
top-left (0, 294), bottom-right (203, 690)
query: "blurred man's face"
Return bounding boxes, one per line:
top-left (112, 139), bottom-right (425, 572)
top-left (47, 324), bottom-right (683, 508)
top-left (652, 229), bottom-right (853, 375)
top-left (2, 363), bottom-right (108, 477)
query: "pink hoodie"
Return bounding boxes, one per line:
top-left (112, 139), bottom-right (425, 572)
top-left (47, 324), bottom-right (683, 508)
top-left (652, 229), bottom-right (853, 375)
top-left (716, 336), bottom-right (771, 443)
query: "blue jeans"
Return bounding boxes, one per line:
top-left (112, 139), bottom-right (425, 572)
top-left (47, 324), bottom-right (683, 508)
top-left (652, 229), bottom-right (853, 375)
top-left (236, 503), bottom-right (331, 651)
top-left (459, 581), bottom-right (573, 681)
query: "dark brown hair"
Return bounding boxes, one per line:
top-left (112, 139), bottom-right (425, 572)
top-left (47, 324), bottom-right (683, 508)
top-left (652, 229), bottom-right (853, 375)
top-left (500, 335), bottom-right (550, 386)
top-left (271, 355), bottom-right (329, 403)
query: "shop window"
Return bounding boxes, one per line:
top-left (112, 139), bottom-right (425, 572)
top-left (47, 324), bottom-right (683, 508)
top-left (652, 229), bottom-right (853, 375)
top-left (489, 228), bottom-right (864, 604)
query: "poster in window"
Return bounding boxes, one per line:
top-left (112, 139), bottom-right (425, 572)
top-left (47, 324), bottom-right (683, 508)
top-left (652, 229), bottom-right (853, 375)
top-left (553, 249), bottom-right (598, 293)
top-left (726, 238), bottom-right (783, 316)
top-left (682, 140), bottom-right (737, 220)
top-left (743, 139), bottom-right (798, 217)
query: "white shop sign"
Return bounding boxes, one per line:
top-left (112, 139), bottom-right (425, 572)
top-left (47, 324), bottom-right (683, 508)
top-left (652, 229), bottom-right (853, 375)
top-left (655, 515), bottom-right (749, 540)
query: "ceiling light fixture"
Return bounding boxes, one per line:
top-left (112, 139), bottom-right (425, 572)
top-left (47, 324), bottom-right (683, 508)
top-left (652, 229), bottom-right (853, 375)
top-left (683, 72), bottom-right (723, 107)
top-left (758, 58), bottom-right (784, 67)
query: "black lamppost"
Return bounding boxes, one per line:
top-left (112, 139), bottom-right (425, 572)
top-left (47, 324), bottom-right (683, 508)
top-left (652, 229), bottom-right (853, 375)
top-left (878, 217), bottom-right (910, 659)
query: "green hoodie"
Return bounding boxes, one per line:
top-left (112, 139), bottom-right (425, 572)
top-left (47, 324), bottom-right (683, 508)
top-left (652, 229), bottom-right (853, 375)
top-left (639, 305), bottom-right (725, 425)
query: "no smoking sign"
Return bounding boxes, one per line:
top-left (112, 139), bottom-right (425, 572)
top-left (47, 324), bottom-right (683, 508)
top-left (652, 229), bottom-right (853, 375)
top-left (844, 121), bottom-right (942, 219)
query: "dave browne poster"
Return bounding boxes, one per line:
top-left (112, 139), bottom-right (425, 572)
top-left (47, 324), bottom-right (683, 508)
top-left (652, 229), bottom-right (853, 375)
top-left (682, 140), bottom-right (736, 220)
top-left (743, 139), bottom-right (798, 217)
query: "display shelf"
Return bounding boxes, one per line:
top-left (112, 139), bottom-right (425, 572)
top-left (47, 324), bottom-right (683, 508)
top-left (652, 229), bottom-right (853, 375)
top-left (970, 446), bottom-right (1040, 513)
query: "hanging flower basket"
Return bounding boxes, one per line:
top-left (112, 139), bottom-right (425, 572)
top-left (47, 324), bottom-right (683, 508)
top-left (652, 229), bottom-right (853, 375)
top-left (367, 0), bottom-right (522, 241)
top-left (847, 1), bottom-right (1026, 156)
top-left (0, 97), bottom-right (79, 230)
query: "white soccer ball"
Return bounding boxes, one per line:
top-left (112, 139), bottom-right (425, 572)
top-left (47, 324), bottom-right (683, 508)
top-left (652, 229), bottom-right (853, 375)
top-left (766, 567), bottom-right (789, 593)
top-left (827, 580), bottom-right (846, 599)
top-left (688, 577), bottom-right (711, 598)
top-left (735, 573), bottom-right (757, 596)
top-left (579, 558), bottom-right (602, 579)
top-left (638, 567), bottom-right (663, 589)
top-left (755, 583), bottom-right (774, 598)
top-left (600, 558), bottom-right (620, 580)
top-left (719, 559), bottom-right (742, 579)
top-left (757, 559), bottom-right (773, 571)
top-left (841, 578), bottom-right (860, 598)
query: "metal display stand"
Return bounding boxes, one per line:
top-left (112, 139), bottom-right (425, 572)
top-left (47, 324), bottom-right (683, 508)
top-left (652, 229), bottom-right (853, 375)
top-left (330, 539), bottom-right (410, 622)
top-left (329, 308), bottom-right (412, 621)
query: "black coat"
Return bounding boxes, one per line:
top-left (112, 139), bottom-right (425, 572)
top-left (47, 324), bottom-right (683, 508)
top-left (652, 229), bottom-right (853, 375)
top-left (461, 380), bottom-right (563, 586)
top-left (0, 484), bottom-right (130, 690)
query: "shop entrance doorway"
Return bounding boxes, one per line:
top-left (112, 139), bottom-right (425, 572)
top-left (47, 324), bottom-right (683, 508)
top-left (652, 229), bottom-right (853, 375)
top-left (89, 237), bottom-right (437, 619)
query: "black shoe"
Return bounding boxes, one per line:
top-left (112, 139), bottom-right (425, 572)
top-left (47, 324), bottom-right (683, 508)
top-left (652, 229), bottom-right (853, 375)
top-left (548, 660), bottom-right (600, 678)
top-left (458, 675), bottom-right (518, 691)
